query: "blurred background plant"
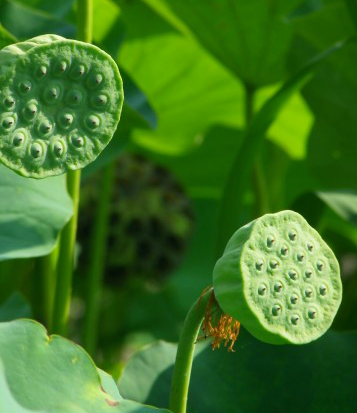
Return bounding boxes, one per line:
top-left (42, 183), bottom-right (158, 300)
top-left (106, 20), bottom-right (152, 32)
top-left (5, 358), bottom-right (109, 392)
top-left (0, 0), bottom-right (357, 411)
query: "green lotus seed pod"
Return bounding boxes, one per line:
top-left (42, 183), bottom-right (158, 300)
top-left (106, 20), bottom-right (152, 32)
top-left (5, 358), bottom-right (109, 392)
top-left (213, 210), bottom-right (342, 345)
top-left (0, 34), bottom-right (123, 178)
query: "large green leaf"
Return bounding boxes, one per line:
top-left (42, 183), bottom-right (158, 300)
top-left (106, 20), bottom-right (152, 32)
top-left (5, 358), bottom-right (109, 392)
top-left (119, 328), bottom-right (357, 413)
top-left (289, 1), bottom-right (357, 190)
top-left (117, 0), bottom-right (244, 154)
top-left (0, 319), bottom-right (170, 413)
top-left (0, 165), bottom-right (73, 261)
top-left (142, 0), bottom-right (303, 86)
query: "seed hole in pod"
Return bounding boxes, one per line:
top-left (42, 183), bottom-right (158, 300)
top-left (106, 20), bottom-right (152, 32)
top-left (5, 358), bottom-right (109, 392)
top-left (71, 64), bottom-right (86, 80)
top-left (54, 60), bottom-right (68, 74)
top-left (23, 102), bottom-right (38, 120)
top-left (316, 261), bottom-right (324, 271)
top-left (290, 294), bottom-right (299, 304)
top-left (255, 259), bottom-right (264, 271)
top-left (272, 305), bottom-right (281, 316)
top-left (270, 259), bottom-right (279, 269)
top-left (53, 140), bottom-right (66, 157)
top-left (307, 242), bottom-right (314, 252)
top-left (67, 89), bottom-right (83, 106)
top-left (290, 315), bottom-right (300, 325)
top-left (258, 284), bottom-right (267, 296)
top-left (305, 269), bottom-right (313, 279)
top-left (280, 245), bottom-right (289, 256)
top-left (87, 73), bottom-right (103, 88)
top-left (2, 116), bottom-right (15, 129)
top-left (274, 282), bottom-right (283, 293)
top-left (92, 94), bottom-right (108, 108)
top-left (85, 114), bottom-right (101, 130)
top-left (304, 288), bottom-right (313, 298)
top-left (18, 80), bottom-right (32, 94)
top-left (288, 270), bottom-right (298, 280)
top-left (39, 120), bottom-right (53, 135)
top-left (71, 135), bottom-right (85, 148)
top-left (319, 284), bottom-right (328, 296)
top-left (30, 142), bottom-right (43, 158)
top-left (43, 84), bottom-right (61, 103)
top-left (36, 65), bottom-right (47, 78)
top-left (297, 253), bottom-right (305, 262)
top-left (4, 96), bottom-right (15, 109)
top-left (13, 131), bottom-right (26, 147)
top-left (288, 230), bottom-right (297, 241)
top-left (266, 235), bottom-right (275, 248)
top-left (308, 309), bottom-right (317, 319)
top-left (58, 112), bottom-right (74, 128)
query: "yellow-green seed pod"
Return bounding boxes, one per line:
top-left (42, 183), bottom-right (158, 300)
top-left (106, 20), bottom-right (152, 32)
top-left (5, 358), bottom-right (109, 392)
top-left (0, 34), bottom-right (123, 178)
top-left (213, 210), bottom-right (342, 345)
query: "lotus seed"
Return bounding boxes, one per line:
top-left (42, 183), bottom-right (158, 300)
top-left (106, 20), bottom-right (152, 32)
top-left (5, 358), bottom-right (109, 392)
top-left (267, 235), bottom-right (275, 247)
top-left (291, 315), bottom-right (300, 325)
top-left (86, 114), bottom-right (100, 130)
top-left (4, 96), bottom-right (15, 108)
top-left (2, 117), bottom-right (15, 129)
top-left (39, 120), bottom-right (52, 135)
top-left (87, 73), bottom-right (103, 87)
top-left (288, 270), bottom-right (298, 280)
top-left (213, 210), bottom-right (343, 345)
top-left (23, 102), bottom-right (38, 120)
top-left (13, 132), bottom-right (25, 146)
top-left (31, 142), bottom-right (43, 158)
top-left (255, 259), bottom-right (264, 271)
top-left (288, 230), bottom-right (297, 241)
top-left (274, 282), bottom-right (283, 292)
top-left (93, 94), bottom-right (108, 108)
top-left (53, 141), bottom-right (65, 157)
top-left (71, 64), bottom-right (86, 79)
top-left (71, 135), bottom-right (85, 148)
top-left (19, 81), bottom-right (32, 94)
top-left (272, 305), bottom-right (281, 316)
top-left (308, 309), bottom-right (317, 319)
top-left (44, 85), bottom-right (60, 102)
top-left (317, 261), bottom-right (324, 271)
top-left (36, 65), bottom-right (47, 77)
top-left (258, 284), bottom-right (267, 295)
top-left (290, 294), bottom-right (299, 304)
top-left (319, 284), bottom-right (328, 296)
top-left (54, 60), bottom-right (68, 74)
top-left (67, 89), bottom-right (83, 105)
top-left (304, 288), bottom-right (313, 298)
top-left (59, 113), bottom-right (74, 128)
top-left (305, 269), bottom-right (313, 278)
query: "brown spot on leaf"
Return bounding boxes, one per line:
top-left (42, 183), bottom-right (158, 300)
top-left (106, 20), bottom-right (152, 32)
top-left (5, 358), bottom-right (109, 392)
top-left (105, 398), bottom-right (119, 407)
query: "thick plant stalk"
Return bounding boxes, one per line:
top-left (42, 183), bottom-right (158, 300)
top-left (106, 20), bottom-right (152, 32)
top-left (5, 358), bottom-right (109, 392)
top-left (169, 288), bottom-right (212, 413)
top-left (82, 162), bottom-right (116, 355)
top-left (51, 0), bottom-right (92, 335)
top-left (52, 172), bottom-right (81, 334)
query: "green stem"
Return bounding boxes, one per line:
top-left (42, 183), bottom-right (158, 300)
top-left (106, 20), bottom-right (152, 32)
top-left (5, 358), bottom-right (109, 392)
top-left (51, 171), bottom-right (81, 335)
top-left (82, 162), bottom-right (116, 355)
top-left (169, 288), bottom-right (212, 413)
top-left (51, 0), bottom-right (92, 335)
top-left (33, 244), bottom-right (59, 327)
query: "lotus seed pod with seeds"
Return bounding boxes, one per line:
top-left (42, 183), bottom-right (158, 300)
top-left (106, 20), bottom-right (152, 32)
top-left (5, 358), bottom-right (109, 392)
top-left (213, 210), bottom-right (342, 345)
top-left (0, 34), bottom-right (123, 178)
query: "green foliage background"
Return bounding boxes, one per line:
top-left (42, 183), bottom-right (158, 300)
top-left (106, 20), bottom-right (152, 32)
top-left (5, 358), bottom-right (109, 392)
top-left (0, 0), bottom-right (357, 412)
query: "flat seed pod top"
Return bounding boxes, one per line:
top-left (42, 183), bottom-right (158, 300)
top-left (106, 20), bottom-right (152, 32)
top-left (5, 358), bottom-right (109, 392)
top-left (0, 34), bottom-right (123, 178)
top-left (213, 210), bottom-right (342, 345)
